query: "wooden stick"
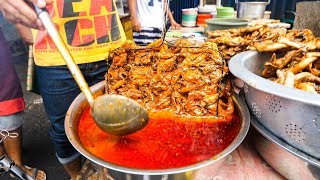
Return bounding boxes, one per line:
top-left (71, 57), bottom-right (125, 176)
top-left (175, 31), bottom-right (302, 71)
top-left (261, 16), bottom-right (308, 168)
top-left (38, 10), bottom-right (94, 106)
top-left (26, 45), bottom-right (34, 91)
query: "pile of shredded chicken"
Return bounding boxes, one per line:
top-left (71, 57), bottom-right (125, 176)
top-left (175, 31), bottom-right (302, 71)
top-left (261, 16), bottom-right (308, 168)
top-left (206, 25), bottom-right (317, 60)
top-left (206, 25), bottom-right (286, 60)
top-left (106, 39), bottom-right (234, 117)
top-left (260, 31), bottom-right (320, 94)
top-left (207, 25), bottom-right (320, 93)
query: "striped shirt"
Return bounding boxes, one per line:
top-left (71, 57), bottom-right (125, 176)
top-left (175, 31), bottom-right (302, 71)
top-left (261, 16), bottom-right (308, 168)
top-left (133, 27), bottom-right (162, 46)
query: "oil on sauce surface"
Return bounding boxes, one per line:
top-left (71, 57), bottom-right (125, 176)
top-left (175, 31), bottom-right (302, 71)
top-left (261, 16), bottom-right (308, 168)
top-left (78, 107), bottom-right (240, 169)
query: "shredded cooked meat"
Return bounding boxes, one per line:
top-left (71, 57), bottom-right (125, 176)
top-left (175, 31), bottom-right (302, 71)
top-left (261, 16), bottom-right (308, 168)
top-left (262, 50), bottom-right (320, 94)
top-left (207, 25), bottom-right (320, 60)
top-left (207, 25), bottom-right (320, 94)
top-left (105, 39), bottom-right (233, 117)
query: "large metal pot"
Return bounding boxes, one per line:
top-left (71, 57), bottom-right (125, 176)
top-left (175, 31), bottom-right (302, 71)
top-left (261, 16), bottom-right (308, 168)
top-left (251, 116), bottom-right (320, 179)
top-left (236, 0), bottom-right (270, 19)
top-left (65, 81), bottom-right (250, 179)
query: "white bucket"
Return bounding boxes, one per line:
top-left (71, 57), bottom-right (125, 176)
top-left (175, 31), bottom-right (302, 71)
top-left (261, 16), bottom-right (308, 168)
top-left (181, 8), bottom-right (198, 27)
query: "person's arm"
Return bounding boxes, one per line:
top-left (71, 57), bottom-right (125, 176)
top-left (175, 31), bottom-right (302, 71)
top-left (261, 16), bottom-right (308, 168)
top-left (167, 9), bottom-right (181, 29)
top-left (163, 1), bottom-right (181, 29)
top-left (0, 0), bottom-right (52, 29)
top-left (128, 0), bottom-right (141, 32)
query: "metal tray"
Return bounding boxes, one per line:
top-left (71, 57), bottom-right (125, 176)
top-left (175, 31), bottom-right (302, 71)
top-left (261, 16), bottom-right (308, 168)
top-left (229, 51), bottom-right (320, 159)
top-left (251, 116), bottom-right (320, 179)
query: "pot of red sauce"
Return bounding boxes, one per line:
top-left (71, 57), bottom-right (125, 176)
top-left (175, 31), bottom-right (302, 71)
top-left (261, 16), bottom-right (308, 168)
top-left (65, 81), bottom-right (250, 178)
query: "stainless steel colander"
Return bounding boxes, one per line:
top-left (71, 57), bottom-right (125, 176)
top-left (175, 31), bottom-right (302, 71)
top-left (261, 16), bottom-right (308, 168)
top-left (229, 51), bottom-right (320, 159)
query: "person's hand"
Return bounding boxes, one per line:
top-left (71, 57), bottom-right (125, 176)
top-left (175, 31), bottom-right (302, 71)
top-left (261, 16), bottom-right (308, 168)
top-left (16, 24), bottom-right (34, 45)
top-left (170, 20), bottom-right (181, 30)
top-left (0, 0), bottom-right (52, 30)
top-left (131, 17), bottom-right (142, 32)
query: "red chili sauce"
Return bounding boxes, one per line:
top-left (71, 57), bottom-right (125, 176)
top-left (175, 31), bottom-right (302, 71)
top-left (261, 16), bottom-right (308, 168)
top-left (78, 108), bottom-right (241, 169)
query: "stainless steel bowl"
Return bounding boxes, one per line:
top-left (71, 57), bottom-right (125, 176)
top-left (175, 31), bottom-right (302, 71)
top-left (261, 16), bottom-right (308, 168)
top-left (236, 0), bottom-right (270, 19)
top-left (229, 50), bottom-right (320, 159)
top-left (65, 81), bottom-right (250, 178)
top-left (251, 115), bottom-right (320, 180)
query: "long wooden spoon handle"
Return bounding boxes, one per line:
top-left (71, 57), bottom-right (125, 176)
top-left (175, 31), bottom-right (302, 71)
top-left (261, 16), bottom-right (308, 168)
top-left (34, 6), bottom-right (94, 106)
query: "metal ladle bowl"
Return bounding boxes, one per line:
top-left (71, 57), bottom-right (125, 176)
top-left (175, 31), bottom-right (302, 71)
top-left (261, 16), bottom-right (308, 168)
top-left (92, 95), bottom-right (149, 135)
